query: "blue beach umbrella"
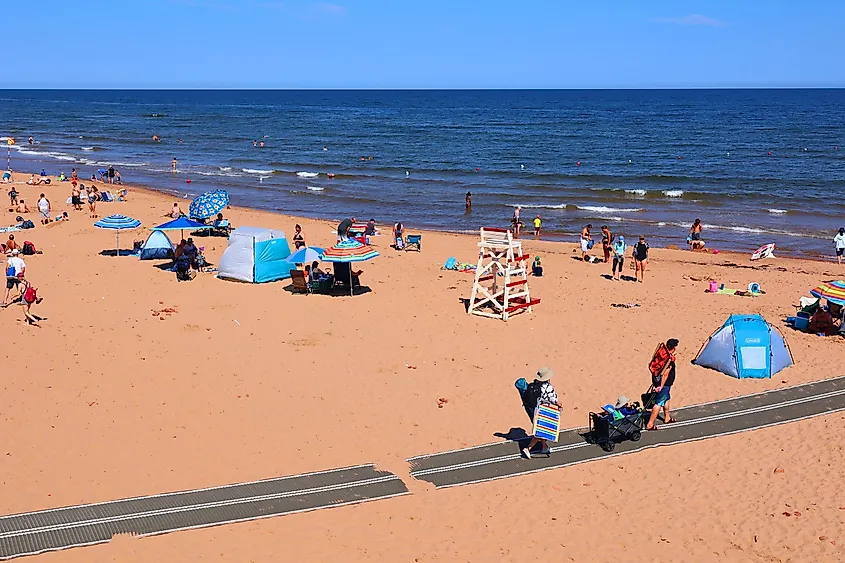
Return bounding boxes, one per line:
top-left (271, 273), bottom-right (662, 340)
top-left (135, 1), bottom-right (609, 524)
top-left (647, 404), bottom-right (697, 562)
top-left (94, 214), bottom-right (142, 256)
top-left (286, 246), bottom-right (325, 265)
top-left (153, 216), bottom-right (213, 240)
top-left (189, 190), bottom-right (230, 220)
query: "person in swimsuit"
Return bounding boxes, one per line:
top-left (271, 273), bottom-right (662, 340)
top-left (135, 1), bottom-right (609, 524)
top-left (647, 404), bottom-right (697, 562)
top-left (580, 224), bottom-right (593, 261)
top-left (688, 219), bottom-right (704, 250)
top-left (88, 187), bottom-right (98, 218)
top-left (633, 236), bottom-right (649, 283)
top-left (71, 183), bottom-right (82, 211)
top-left (465, 191), bottom-right (472, 212)
top-left (171, 158), bottom-right (178, 173)
top-left (601, 225), bottom-right (613, 263)
top-left (293, 224), bottom-right (305, 249)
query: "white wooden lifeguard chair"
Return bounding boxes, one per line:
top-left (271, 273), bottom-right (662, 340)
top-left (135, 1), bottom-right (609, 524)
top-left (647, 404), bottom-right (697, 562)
top-left (467, 227), bottom-right (540, 321)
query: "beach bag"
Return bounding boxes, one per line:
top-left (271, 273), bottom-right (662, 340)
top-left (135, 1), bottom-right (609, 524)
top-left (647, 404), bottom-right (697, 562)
top-left (514, 377), bottom-right (528, 394)
top-left (21, 241), bottom-right (35, 255)
top-left (23, 285), bottom-right (36, 304)
top-left (6, 265), bottom-right (14, 277)
top-left (587, 240), bottom-right (594, 250)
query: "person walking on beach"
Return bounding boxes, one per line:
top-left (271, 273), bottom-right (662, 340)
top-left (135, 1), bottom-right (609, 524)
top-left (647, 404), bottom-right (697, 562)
top-left (511, 206), bottom-right (521, 237)
top-left (581, 224), bottom-right (593, 261)
top-left (601, 225), bottom-right (613, 263)
top-left (521, 367), bottom-right (562, 459)
top-left (21, 279), bottom-right (41, 326)
top-left (834, 228), bottom-right (845, 265)
top-left (646, 338), bottom-right (679, 431)
top-left (8, 186), bottom-right (18, 206)
top-left (533, 214), bottom-right (541, 239)
top-left (107, 165), bottom-right (115, 184)
top-left (633, 236), bottom-right (649, 282)
top-left (171, 158), bottom-right (178, 173)
top-left (465, 191), bottom-right (472, 212)
top-left (612, 235), bottom-right (626, 280)
top-left (37, 193), bottom-right (51, 225)
top-left (4, 249), bottom-right (26, 306)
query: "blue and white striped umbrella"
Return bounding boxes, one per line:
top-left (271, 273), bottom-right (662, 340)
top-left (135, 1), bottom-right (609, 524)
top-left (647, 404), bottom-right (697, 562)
top-left (94, 214), bottom-right (141, 256)
top-left (286, 246), bottom-right (325, 265)
top-left (189, 190), bottom-right (230, 219)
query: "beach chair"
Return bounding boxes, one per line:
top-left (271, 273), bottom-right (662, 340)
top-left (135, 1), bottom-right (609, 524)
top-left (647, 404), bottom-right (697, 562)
top-left (405, 234), bottom-right (421, 251)
top-left (211, 219), bottom-right (232, 237)
top-left (289, 269), bottom-right (311, 294)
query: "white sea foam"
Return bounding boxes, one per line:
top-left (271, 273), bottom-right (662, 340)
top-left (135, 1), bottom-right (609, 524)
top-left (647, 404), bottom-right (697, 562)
top-left (81, 146), bottom-right (95, 151)
top-left (296, 171), bottom-right (319, 178)
top-left (507, 203), bottom-right (567, 210)
top-left (242, 168), bottom-right (273, 174)
top-left (625, 189), bottom-right (647, 196)
top-left (577, 205), bottom-right (643, 213)
top-left (662, 190), bottom-right (684, 198)
top-left (307, 186), bottom-right (325, 191)
top-left (597, 216), bottom-right (624, 222)
top-left (218, 166), bottom-right (232, 172)
top-left (767, 208), bottom-right (788, 215)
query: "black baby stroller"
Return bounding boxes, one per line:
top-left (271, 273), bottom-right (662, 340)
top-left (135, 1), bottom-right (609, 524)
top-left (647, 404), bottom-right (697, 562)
top-left (587, 387), bottom-right (657, 452)
top-left (174, 255), bottom-right (193, 281)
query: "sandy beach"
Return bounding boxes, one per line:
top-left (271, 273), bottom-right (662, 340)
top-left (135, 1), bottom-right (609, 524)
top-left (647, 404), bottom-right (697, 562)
top-left (1, 171), bottom-right (843, 562)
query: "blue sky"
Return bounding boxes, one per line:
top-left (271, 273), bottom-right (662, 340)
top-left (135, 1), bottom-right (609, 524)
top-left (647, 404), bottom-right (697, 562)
top-left (5, 1), bottom-right (844, 88)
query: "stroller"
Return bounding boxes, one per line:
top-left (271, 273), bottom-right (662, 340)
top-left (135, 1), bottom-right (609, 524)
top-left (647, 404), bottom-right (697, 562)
top-left (174, 255), bottom-right (193, 281)
top-left (588, 388), bottom-right (657, 452)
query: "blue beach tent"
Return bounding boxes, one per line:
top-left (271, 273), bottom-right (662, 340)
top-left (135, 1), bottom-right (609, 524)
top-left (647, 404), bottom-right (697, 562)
top-left (140, 230), bottom-right (175, 260)
top-left (693, 314), bottom-right (793, 379)
top-left (217, 226), bottom-right (292, 283)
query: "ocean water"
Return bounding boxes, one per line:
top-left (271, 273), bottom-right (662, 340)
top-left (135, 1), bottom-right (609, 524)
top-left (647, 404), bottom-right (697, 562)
top-left (2, 89), bottom-right (844, 257)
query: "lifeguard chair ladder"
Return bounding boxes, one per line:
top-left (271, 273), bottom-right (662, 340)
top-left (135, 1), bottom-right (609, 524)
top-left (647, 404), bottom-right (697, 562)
top-left (467, 227), bottom-right (540, 321)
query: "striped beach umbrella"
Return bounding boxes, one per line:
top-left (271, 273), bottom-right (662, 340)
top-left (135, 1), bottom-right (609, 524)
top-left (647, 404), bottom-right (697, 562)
top-left (94, 214), bottom-right (141, 256)
top-left (810, 280), bottom-right (845, 306)
top-left (286, 246), bottom-right (325, 265)
top-left (322, 239), bottom-right (379, 294)
top-left (189, 190), bottom-right (229, 219)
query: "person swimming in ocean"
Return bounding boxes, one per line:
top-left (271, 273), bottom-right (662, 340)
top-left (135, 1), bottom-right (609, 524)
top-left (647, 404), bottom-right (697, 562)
top-left (466, 191), bottom-right (472, 211)
top-left (153, 135), bottom-right (160, 142)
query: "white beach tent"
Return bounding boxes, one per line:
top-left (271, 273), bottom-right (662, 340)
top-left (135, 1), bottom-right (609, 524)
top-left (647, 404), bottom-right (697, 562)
top-left (217, 226), bottom-right (292, 283)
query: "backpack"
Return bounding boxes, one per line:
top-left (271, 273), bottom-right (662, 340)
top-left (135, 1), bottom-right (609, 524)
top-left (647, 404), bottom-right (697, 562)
top-left (23, 285), bottom-right (37, 304)
top-left (522, 380), bottom-right (544, 415)
top-left (21, 241), bottom-right (36, 255)
top-left (514, 377), bottom-right (528, 393)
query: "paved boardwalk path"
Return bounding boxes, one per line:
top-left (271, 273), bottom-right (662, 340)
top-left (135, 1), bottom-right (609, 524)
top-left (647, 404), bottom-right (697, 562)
top-left (2, 377), bottom-right (844, 560)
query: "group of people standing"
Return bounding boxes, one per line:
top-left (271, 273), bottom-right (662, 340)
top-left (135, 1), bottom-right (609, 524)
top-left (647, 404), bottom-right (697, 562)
top-left (580, 224), bottom-right (649, 282)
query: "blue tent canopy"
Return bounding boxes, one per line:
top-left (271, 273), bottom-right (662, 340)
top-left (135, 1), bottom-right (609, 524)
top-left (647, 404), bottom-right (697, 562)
top-left (693, 314), bottom-right (793, 379)
top-left (153, 217), bottom-right (211, 231)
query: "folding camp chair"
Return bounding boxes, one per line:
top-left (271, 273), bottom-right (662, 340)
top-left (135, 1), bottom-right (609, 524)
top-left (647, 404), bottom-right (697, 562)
top-left (405, 234), bottom-right (421, 251)
top-left (289, 270), bottom-right (311, 294)
top-left (211, 219), bottom-right (232, 237)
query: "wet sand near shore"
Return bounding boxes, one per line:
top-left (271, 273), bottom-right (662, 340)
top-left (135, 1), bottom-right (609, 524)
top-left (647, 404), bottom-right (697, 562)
top-left (1, 173), bottom-right (843, 562)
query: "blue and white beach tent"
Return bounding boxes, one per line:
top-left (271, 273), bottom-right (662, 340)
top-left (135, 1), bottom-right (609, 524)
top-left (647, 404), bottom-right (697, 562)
top-left (693, 314), bottom-right (793, 379)
top-left (217, 226), bottom-right (292, 283)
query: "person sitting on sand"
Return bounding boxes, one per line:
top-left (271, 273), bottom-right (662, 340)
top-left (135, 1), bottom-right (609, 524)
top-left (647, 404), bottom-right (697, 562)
top-left (3, 234), bottom-right (18, 253)
top-left (170, 202), bottom-right (184, 218)
top-left (293, 224), bottom-right (305, 249)
top-left (521, 367), bottom-right (562, 459)
top-left (581, 224), bottom-right (593, 261)
top-left (646, 339), bottom-right (679, 431)
top-left (365, 218), bottom-right (376, 236)
top-left (808, 307), bottom-right (837, 335)
top-left (26, 174), bottom-right (37, 185)
top-left (15, 200), bottom-right (30, 214)
top-left (1, 170), bottom-right (11, 183)
top-left (183, 238), bottom-right (199, 268)
top-left (174, 239), bottom-right (186, 260)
